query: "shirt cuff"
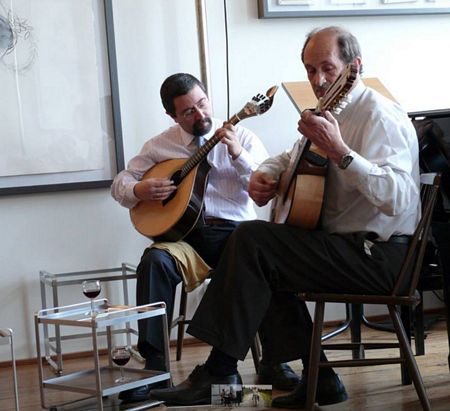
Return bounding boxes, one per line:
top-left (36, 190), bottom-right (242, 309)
top-left (342, 150), bottom-right (372, 186)
top-left (124, 182), bottom-right (140, 208)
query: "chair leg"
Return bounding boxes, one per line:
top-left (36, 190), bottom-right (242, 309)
top-left (350, 303), bottom-right (364, 359)
top-left (389, 305), bottom-right (431, 411)
top-left (412, 292), bottom-right (425, 356)
top-left (176, 287), bottom-right (188, 361)
top-left (439, 250), bottom-right (450, 370)
top-left (443, 275), bottom-right (450, 370)
top-left (400, 306), bottom-right (413, 385)
top-left (432, 223), bottom-right (450, 369)
top-left (306, 301), bottom-right (326, 411)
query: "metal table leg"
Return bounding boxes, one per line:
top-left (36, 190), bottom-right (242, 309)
top-left (0, 328), bottom-right (20, 411)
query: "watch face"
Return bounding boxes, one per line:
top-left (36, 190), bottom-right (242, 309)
top-left (340, 154), bottom-right (353, 169)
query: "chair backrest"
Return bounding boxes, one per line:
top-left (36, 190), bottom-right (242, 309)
top-left (392, 173), bottom-right (441, 297)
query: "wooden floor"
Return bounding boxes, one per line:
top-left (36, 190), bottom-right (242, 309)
top-left (1, 320), bottom-right (450, 411)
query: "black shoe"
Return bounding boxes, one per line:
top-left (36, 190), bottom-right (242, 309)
top-left (118, 380), bottom-right (168, 404)
top-left (257, 363), bottom-right (301, 391)
top-left (271, 372), bottom-right (348, 409)
top-left (150, 364), bottom-right (242, 406)
top-left (119, 352), bottom-right (168, 404)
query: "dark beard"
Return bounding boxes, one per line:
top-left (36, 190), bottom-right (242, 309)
top-left (193, 117), bottom-right (212, 137)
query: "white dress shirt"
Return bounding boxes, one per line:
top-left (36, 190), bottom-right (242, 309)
top-left (111, 118), bottom-right (268, 222)
top-left (259, 80), bottom-right (420, 241)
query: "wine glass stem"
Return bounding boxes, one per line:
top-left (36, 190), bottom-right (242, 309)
top-left (90, 299), bottom-right (95, 316)
top-left (120, 367), bottom-right (125, 381)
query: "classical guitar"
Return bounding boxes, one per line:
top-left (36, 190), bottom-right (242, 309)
top-left (130, 86), bottom-right (279, 242)
top-left (271, 63), bottom-right (358, 229)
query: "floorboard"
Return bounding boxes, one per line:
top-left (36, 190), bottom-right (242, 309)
top-left (1, 320), bottom-right (449, 410)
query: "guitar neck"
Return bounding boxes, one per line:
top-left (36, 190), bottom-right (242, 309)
top-left (179, 114), bottom-right (243, 179)
top-left (180, 134), bottom-right (220, 179)
top-left (177, 86), bottom-right (278, 180)
top-left (278, 66), bottom-right (357, 200)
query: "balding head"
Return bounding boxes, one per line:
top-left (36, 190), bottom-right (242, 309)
top-left (301, 26), bottom-right (363, 74)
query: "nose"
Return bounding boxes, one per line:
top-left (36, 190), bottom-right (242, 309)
top-left (311, 71), bottom-right (326, 87)
top-left (193, 105), bottom-right (206, 119)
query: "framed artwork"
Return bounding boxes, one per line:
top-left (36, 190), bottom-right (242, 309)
top-left (258, 0), bottom-right (450, 18)
top-left (0, 0), bottom-right (124, 195)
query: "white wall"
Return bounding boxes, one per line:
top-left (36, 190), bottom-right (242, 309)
top-left (1, 0), bottom-right (449, 361)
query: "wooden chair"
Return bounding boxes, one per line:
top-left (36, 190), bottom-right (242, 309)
top-left (171, 282), bottom-right (192, 361)
top-left (337, 112), bottom-right (450, 368)
top-left (171, 280), bottom-right (262, 372)
top-left (299, 173), bottom-right (441, 411)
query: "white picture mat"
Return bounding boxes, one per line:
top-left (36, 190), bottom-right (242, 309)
top-left (260, 0), bottom-right (450, 17)
top-left (0, 0), bottom-right (119, 192)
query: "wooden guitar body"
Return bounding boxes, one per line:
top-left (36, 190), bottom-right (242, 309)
top-left (271, 173), bottom-right (325, 229)
top-left (271, 139), bottom-right (327, 229)
top-left (130, 158), bottom-right (210, 242)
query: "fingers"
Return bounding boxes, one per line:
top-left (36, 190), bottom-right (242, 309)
top-left (217, 125), bottom-right (236, 142)
top-left (135, 178), bottom-right (177, 201)
top-left (322, 110), bottom-right (337, 125)
top-left (148, 178), bottom-right (177, 200)
top-left (249, 172), bottom-right (278, 206)
top-left (217, 125), bottom-right (242, 159)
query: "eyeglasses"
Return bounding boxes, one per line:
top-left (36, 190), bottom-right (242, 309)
top-left (180, 98), bottom-right (209, 119)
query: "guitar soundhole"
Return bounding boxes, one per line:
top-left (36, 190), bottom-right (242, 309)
top-left (162, 190), bottom-right (176, 206)
top-left (162, 169), bottom-right (182, 206)
top-left (171, 169), bottom-right (183, 186)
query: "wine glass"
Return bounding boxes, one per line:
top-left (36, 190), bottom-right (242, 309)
top-left (82, 280), bottom-right (101, 317)
top-left (111, 346), bottom-right (131, 383)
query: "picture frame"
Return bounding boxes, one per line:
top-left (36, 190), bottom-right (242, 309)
top-left (0, 0), bottom-right (124, 195)
top-left (258, 0), bottom-right (450, 18)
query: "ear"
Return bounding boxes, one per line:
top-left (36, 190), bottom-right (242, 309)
top-left (354, 57), bottom-right (363, 73)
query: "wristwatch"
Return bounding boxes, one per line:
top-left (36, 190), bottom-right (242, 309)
top-left (338, 152), bottom-right (354, 170)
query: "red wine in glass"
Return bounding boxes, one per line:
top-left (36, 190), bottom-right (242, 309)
top-left (111, 346), bottom-right (131, 383)
top-left (82, 280), bottom-right (101, 316)
top-left (83, 289), bottom-right (101, 299)
top-left (112, 356), bottom-right (130, 367)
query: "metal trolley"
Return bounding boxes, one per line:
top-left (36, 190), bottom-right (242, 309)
top-left (34, 300), bottom-right (171, 410)
top-left (39, 263), bottom-right (138, 374)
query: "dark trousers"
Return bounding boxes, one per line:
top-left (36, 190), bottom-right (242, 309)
top-left (187, 220), bottom-right (408, 363)
top-left (136, 221), bottom-right (239, 357)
